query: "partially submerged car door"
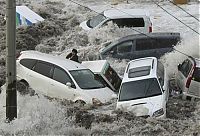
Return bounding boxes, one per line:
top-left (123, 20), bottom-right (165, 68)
top-left (188, 66), bottom-right (200, 97)
top-left (30, 60), bottom-right (53, 95)
top-left (176, 58), bottom-right (194, 92)
top-left (48, 66), bottom-right (77, 100)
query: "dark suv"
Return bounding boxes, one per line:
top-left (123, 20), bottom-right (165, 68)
top-left (99, 32), bottom-right (180, 60)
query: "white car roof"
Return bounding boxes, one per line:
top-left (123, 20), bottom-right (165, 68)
top-left (103, 9), bottom-right (149, 19)
top-left (19, 51), bottom-right (86, 71)
top-left (123, 57), bottom-right (157, 83)
top-left (82, 60), bottom-right (107, 73)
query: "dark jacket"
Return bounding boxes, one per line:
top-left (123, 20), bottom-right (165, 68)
top-left (66, 53), bottom-right (79, 62)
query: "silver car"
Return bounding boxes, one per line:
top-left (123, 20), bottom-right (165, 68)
top-left (176, 57), bottom-right (200, 99)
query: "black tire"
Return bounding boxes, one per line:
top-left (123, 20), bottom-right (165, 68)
top-left (75, 100), bottom-right (86, 107)
top-left (17, 80), bottom-right (29, 95)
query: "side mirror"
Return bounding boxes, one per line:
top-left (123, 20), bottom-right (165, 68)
top-left (178, 64), bottom-right (181, 71)
top-left (66, 82), bottom-right (72, 88)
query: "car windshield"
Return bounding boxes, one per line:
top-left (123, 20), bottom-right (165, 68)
top-left (193, 67), bottom-right (200, 82)
top-left (119, 78), bottom-right (162, 101)
top-left (86, 13), bottom-right (106, 28)
top-left (70, 69), bottom-right (105, 89)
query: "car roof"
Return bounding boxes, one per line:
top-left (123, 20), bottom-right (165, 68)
top-left (19, 50), bottom-right (87, 71)
top-left (103, 9), bottom-right (149, 19)
top-left (101, 32), bottom-right (180, 53)
top-left (82, 60), bottom-right (107, 73)
top-left (122, 57), bottom-right (158, 83)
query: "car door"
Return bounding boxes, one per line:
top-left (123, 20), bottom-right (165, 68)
top-left (134, 38), bottom-right (154, 59)
top-left (188, 67), bottom-right (200, 97)
top-left (48, 66), bottom-right (77, 100)
top-left (158, 62), bottom-right (169, 103)
top-left (29, 60), bottom-right (53, 95)
top-left (112, 40), bottom-right (133, 59)
top-left (176, 59), bottom-right (193, 92)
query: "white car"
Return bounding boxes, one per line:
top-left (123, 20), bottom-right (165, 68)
top-left (116, 57), bottom-right (169, 118)
top-left (80, 9), bottom-right (152, 33)
top-left (16, 51), bottom-right (116, 105)
top-left (176, 57), bottom-right (200, 99)
top-left (82, 60), bottom-right (122, 92)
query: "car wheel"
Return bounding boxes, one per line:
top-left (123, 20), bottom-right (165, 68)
top-left (17, 80), bottom-right (29, 95)
top-left (75, 100), bottom-right (86, 107)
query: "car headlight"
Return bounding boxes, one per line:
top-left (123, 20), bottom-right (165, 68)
top-left (92, 98), bottom-right (102, 106)
top-left (152, 108), bottom-right (164, 117)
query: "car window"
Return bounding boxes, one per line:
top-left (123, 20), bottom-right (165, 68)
top-left (154, 38), bottom-right (179, 48)
top-left (119, 78), bottom-right (162, 101)
top-left (157, 61), bottom-right (165, 86)
top-left (33, 61), bottom-right (52, 78)
top-left (112, 18), bottom-right (145, 27)
top-left (193, 67), bottom-right (200, 82)
top-left (87, 13), bottom-right (106, 28)
top-left (136, 38), bottom-right (154, 51)
top-left (180, 59), bottom-right (193, 77)
top-left (52, 67), bottom-right (75, 88)
top-left (136, 38), bottom-right (176, 51)
top-left (128, 66), bottom-right (151, 78)
top-left (20, 59), bottom-right (37, 70)
top-left (117, 41), bottom-right (132, 54)
top-left (70, 69), bottom-right (105, 89)
top-left (104, 66), bottom-right (122, 90)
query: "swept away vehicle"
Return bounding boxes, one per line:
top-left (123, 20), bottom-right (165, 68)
top-left (80, 8), bottom-right (152, 33)
top-left (99, 32), bottom-right (180, 60)
top-left (15, 51), bottom-right (116, 105)
top-left (176, 56), bottom-right (200, 99)
top-left (116, 57), bottom-right (169, 118)
top-left (82, 60), bottom-right (122, 93)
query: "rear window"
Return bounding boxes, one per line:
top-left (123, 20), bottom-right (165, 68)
top-left (113, 18), bottom-right (145, 28)
top-left (193, 67), bottom-right (200, 82)
top-left (119, 78), bottom-right (162, 101)
top-left (128, 66), bottom-right (151, 78)
top-left (136, 38), bottom-right (177, 51)
top-left (20, 59), bottom-right (37, 70)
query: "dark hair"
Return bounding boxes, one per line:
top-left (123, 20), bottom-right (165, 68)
top-left (72, 49), bottom-right (78, 54)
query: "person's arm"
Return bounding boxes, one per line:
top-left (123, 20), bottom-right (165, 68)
top-left (66, 53), bottom-right (72, 59)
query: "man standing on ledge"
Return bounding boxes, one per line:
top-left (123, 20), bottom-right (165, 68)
top-left (66, 49), bottom-right (79, 62)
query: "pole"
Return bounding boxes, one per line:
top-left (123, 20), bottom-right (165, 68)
top-left (6, 0), bottom-right (17, 121)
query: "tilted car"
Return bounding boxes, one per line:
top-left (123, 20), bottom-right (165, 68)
top-left (16, 51), bottom-right (116, 105)
top-left (116, 57), bottom-right (169, 118)
top-left (82, 60), bottom-right (122, 93)
top-left (100, 32), bottom-right (180, 60)
top-left (176, 56), bottom-right (200, 99)
top-left (80, 8), bottom-right (152, 33)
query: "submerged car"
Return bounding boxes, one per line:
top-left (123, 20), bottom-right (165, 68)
top-left (176, 56), bottom-right (200, 99)
top-left (116, 57), bottom-right (169, 118)
top-left (80, 8), bottom-right (152, 33)
top-left (82, 60), bottom-right (122, 93)
top-left (99, 32), bottom-right (180, 60)
top-left (16, 51), bottom-right (116, 105)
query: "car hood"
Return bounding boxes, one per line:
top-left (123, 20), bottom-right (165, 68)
top-left (117, 95), bottom-right (163, 116)
top-left (80, 21), bottom-right (91, 30)
top-left (84, 87), bottom-right (116, 103)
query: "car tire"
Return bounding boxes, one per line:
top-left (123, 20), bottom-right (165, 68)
top-left (17, 80), bottom-right (29, 95)
top-left (75, 100), bottom-right (86, 107)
